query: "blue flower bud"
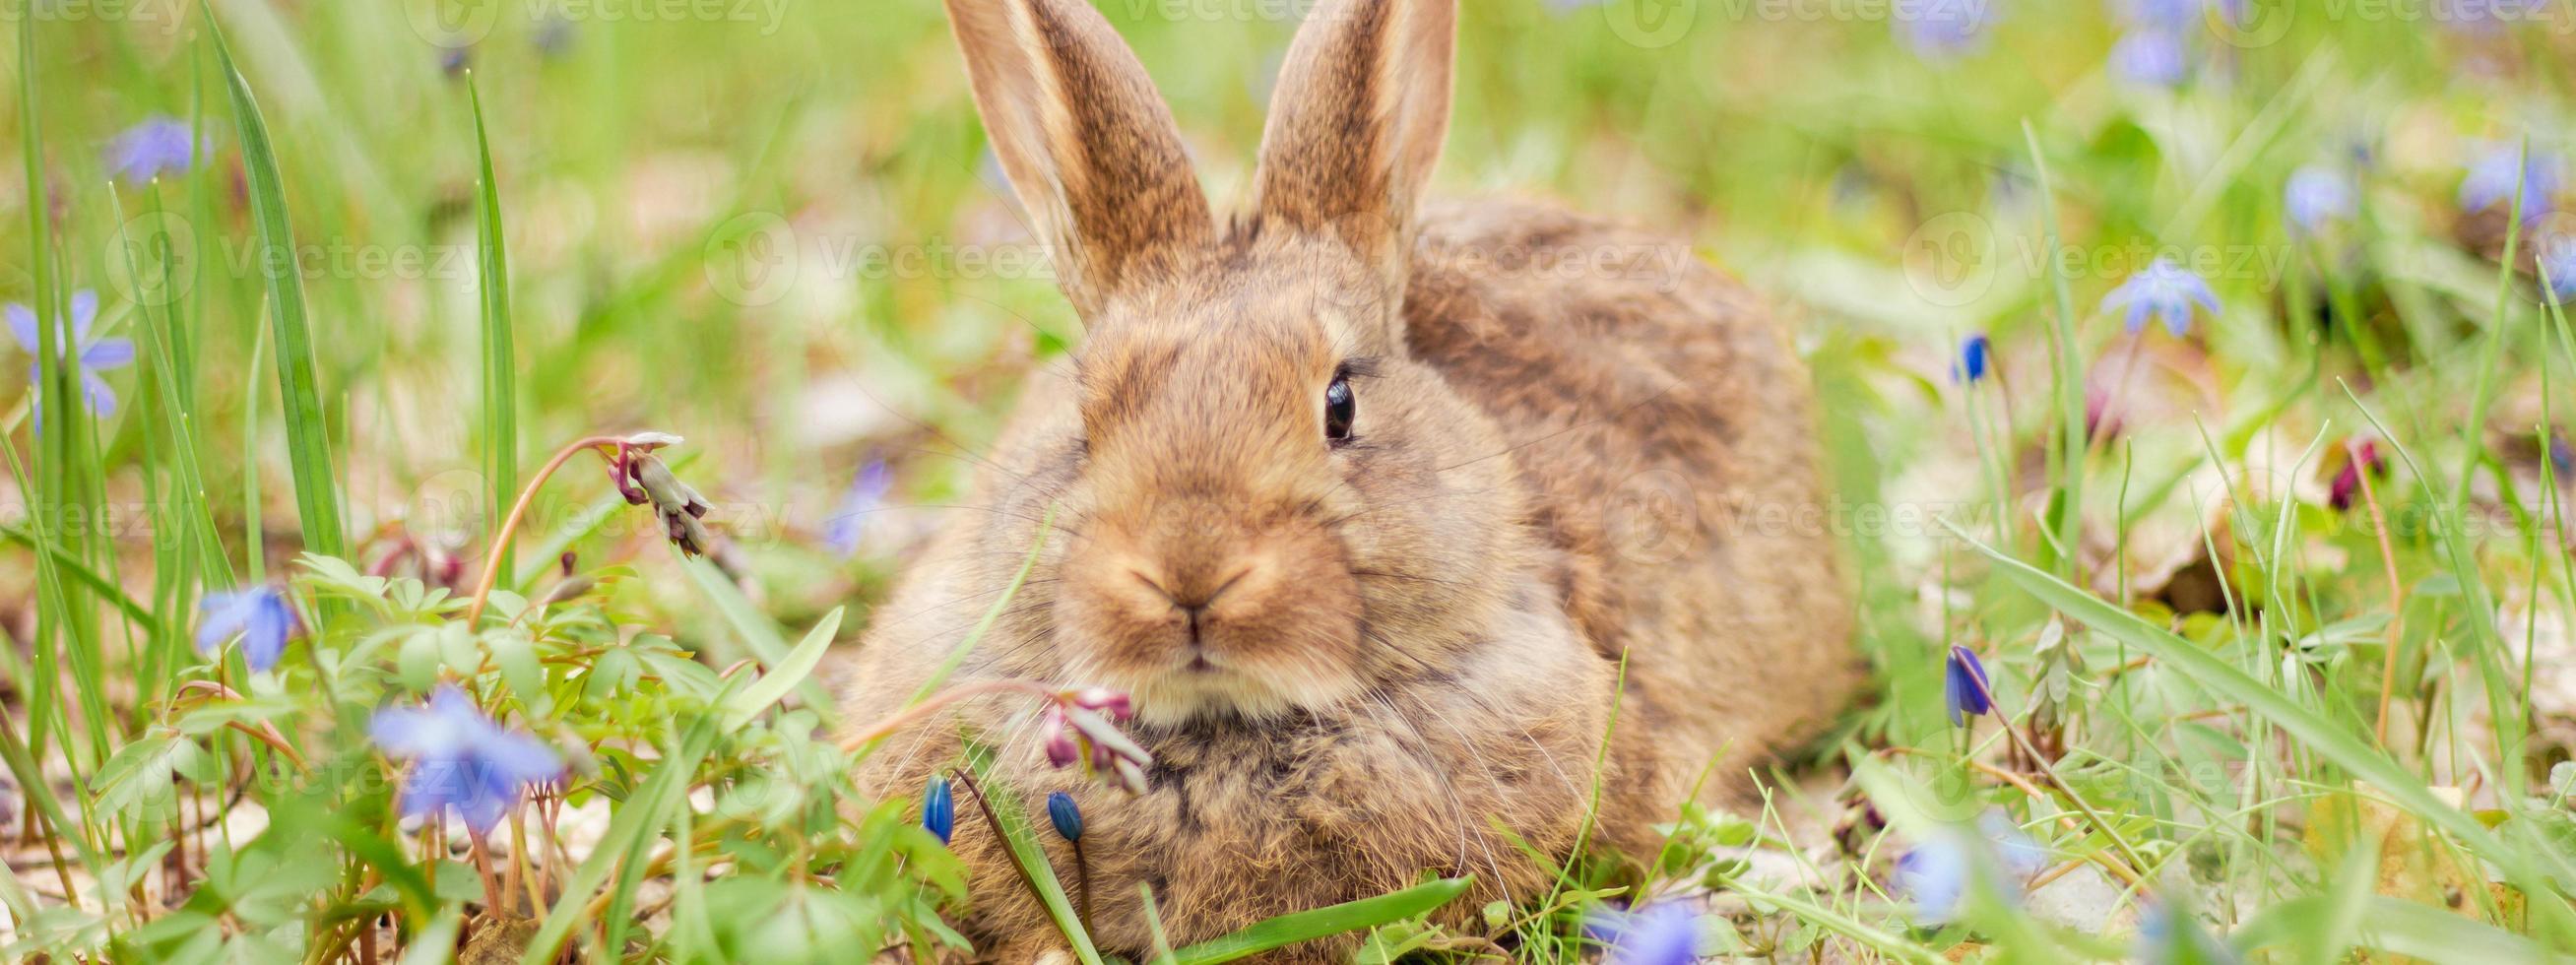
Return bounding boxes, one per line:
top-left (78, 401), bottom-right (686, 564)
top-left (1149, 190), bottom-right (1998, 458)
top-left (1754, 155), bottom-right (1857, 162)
top-left (1945, 644), bottom-right (1994, 727)
top-left (1954, 333), bottom-right (1992, 384)
top-left (196, 584), bottom-right (299, 673)
top-left (1047, 791), bottom-right (1083, 842)
top-left (922, 776), bottom-right (955, 845)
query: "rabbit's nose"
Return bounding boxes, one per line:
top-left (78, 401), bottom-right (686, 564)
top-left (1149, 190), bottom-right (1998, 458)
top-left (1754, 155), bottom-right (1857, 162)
top-left (1153, 566), bottom-right (1249, 616)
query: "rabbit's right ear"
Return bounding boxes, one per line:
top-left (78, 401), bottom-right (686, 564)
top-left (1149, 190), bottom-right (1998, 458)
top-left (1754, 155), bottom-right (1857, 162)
top-left (1253, 0), bottom-right (1454, 289)
top-left (944, 0), bottom-right (1214, 317)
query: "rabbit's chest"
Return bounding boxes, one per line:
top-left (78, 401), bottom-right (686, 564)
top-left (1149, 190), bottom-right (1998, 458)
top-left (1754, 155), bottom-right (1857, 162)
top-left (1055, 710), bottom-right (1571, 915)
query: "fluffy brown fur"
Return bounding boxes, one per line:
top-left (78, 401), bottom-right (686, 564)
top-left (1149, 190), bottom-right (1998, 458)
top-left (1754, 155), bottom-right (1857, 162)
top-left (841, 0), bottom-right (1859, 960)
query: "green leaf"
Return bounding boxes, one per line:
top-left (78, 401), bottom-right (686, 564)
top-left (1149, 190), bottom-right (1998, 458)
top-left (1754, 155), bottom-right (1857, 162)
top-left (724, 607), bottom-right (842, 729)
top-left (108, 187), bottom-right (232, 590)
top-left (396, 626), bottom-right (441, 694)
top-left (1166, 877), bottom-right (1474, 965)
top-left (2022, 121), bottom-right (2086, 577)
top-left (966, 752), bottom-right (1105, 965)
top-left (679, 554), bottom-right (835, 711)
top-left (88, 727), bottom-right (189, 818)
top-left (469, 77), bottom-right (520, 581)
top-left (487, 628), bottom-right (548, 716)
top-left (206, 6), bottom-right (347, 558)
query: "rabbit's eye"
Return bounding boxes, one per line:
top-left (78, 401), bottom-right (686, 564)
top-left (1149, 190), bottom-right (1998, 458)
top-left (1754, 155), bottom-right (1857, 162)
top-left (1323, 373), bottom-right (1356, 442)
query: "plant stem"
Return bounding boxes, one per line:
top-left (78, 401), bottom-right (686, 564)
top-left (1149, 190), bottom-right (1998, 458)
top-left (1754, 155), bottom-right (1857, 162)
top-left (2350, 440), bottom-right (2407, 747)
top-left (468, 830), bottom-right (505, 918)
top-left (1072, 838), bottom-right (1093, 937)
top-left (464, 435), bottom-right (626, 625)
top-left (949, 765), bottom-right (1060, 931)
top-left (1966, 671), bottom-right (2157, 880)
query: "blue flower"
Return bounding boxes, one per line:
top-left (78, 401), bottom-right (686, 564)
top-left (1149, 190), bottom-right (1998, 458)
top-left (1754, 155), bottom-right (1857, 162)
top-left (1895, 835), bottom-right (1969, 924)
top-left (368, 686), bottom-right (564, 834)
top-left (2285, 165), bottom-right (2356, 232)
top-left (1897, 810), bottom-right (2048, 926)
top-left (2459, 145), bottom-right (2560, 220)
top-left (823, 459), bottom-right (893, 558)
top-left (1897, 0), bottom-right (1999, 61)
top-left (1591, 901), bottom-right (1701, 965)
top-left (1954, 333), bottom-right (1993, 384)
top-left (1944, 644), bottom-right (1992, 727)
top-left (1047, 791), bottom-right (1084, 842)
top-left (195, 585), bottom-right (298, 673)
top-left (106, 116), bottom-right (195, 183)
top-left (9, 290), bottom-right (134, 419)
top-left (2100, 258), bottom-right (2222, 336)
top-left (2541, 236), bottom-right (2576, 305)
top-left (2110, 30), bottom-right (2189, 87)
top-left (2137, 897), bottom-right (2242, 964)
top-left (922, 776), bottom-right (955, 844)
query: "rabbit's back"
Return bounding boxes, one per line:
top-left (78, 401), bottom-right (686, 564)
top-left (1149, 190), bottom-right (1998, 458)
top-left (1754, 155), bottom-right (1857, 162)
top-left (1401, 198), bottom-right (1859, 816)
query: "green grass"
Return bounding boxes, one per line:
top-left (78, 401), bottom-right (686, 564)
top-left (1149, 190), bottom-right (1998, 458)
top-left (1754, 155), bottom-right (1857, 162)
top-left (7, 1), bottom-right (2576, 962)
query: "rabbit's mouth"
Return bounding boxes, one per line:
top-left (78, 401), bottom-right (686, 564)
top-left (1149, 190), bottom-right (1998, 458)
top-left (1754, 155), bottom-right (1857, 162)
top-left (1099, 650), bottom-right (1361, 724)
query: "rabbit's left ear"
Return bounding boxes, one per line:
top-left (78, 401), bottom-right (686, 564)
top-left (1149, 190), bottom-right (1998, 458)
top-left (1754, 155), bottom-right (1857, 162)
top-left (943, 0), bottom-right (1215, 319)
top-left (1253, 0), bottom-right (1454, 284)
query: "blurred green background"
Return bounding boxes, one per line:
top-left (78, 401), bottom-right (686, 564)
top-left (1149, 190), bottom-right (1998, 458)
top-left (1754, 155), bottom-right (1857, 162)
top-left (12, 0), bottom-right (2576, 959)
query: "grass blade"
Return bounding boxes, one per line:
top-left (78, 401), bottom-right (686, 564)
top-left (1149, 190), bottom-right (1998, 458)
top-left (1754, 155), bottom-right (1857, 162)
top-left (206, 6), bottom-right (347, 558)
top-left (678, 554), bottom-right (836, 711)
top-left (723, 606), bottom-right (843, 729)
top-left (962, 751), bottom-right (1106, 965)
top-left (1165, 876), bottom-right (1475, 965)
top-left (112, 188), bottom-right (231, 587)
top-left (516, 685), bottom-right (736, 965)
top-left (2021, 121), bottom-right (2086, 577)
top-left (0, 525), bottom-right (161, 632)
top-left (1946, 522), bottom-right (2576, 936)
top-left (470, 77), bottom-right (520, 579)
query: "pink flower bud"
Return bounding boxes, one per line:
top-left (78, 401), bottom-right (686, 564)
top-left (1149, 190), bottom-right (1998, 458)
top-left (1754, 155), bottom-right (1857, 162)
top-left (1041, 707), bottom-right (1078, 769)
top-left (1072, 687), bottom-right (1133, 721)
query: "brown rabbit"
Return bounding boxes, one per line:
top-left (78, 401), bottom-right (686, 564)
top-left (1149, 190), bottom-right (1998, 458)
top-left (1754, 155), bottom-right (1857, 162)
top-left (841, 0), bottom-right (1859, 959)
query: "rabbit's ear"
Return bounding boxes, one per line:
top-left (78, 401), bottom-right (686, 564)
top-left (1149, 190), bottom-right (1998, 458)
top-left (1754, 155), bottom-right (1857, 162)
top-left (945, 0), bottom-right (1214, 315)
top-left (1253, 0), bottom-right (1454, 280)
